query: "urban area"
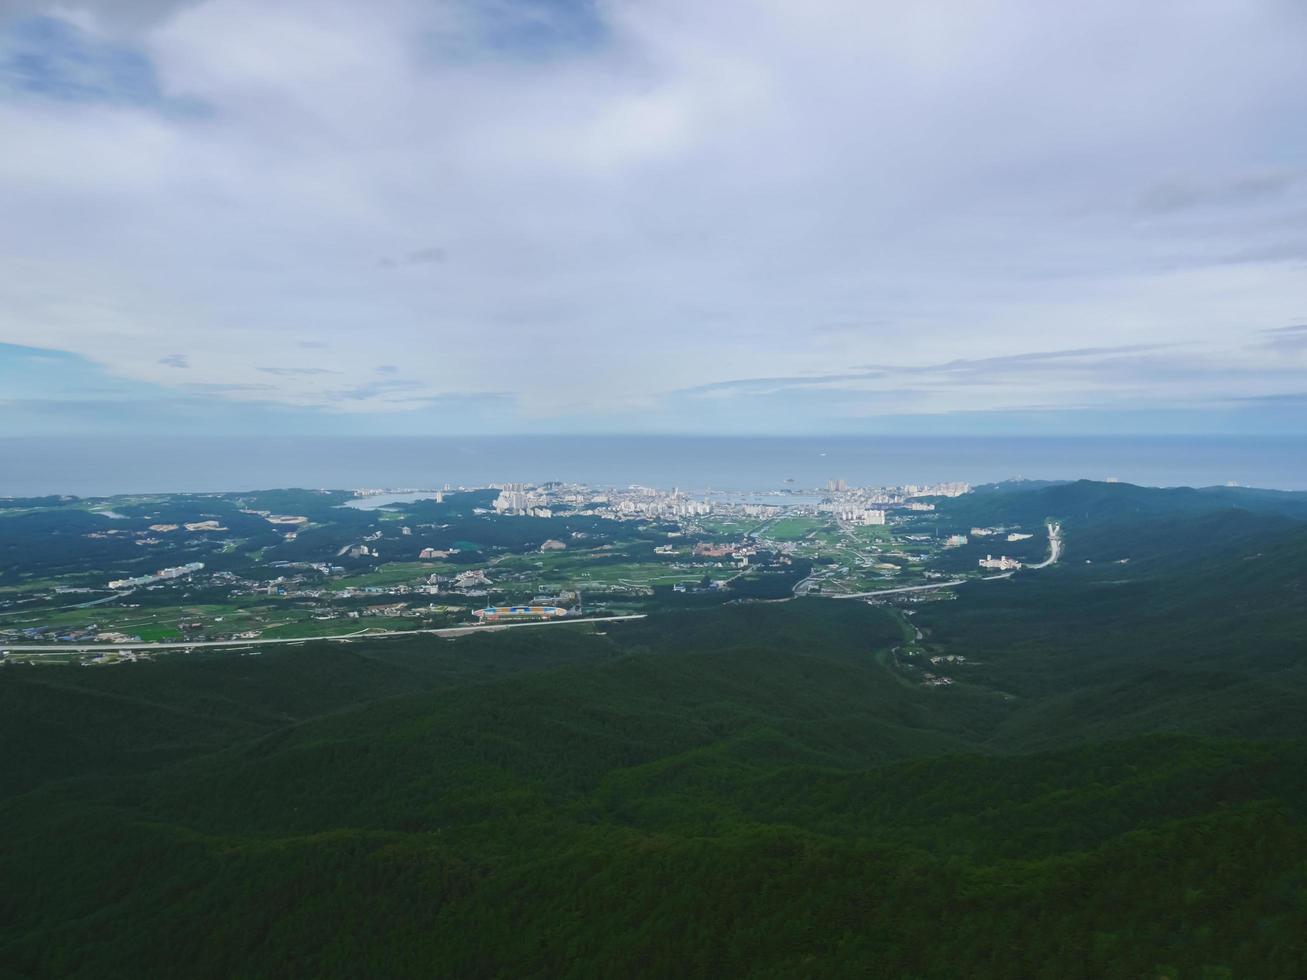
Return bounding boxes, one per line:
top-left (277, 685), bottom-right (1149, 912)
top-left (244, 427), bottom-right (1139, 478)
top-left (1, 477), bottom-right (1058, 670)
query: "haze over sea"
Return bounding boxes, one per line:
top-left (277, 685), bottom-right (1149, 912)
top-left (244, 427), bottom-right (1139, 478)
top-left (4, 435), bottom-right (1306, 498)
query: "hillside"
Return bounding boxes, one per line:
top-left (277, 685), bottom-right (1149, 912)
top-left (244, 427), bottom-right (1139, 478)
top-left (937, 479), bottom-right (1307, 529)
top-left (3, 483), bottom-right (1307, 977)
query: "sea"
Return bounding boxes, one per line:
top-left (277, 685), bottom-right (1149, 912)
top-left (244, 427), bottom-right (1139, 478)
top-left (3, 435), bottom-right (1306, 498)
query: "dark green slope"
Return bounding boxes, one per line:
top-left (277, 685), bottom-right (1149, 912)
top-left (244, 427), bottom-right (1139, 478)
top-left (4, 498), bottom-right (1307, 977)
top-left (939, 479), bottom-right (1307, 529)
top-left (0, 633), bottom-right (622, 798)
top-left (915, 498), bottom-right (1307, 750)
top-left (4, 723), bottom-right (1304, 977)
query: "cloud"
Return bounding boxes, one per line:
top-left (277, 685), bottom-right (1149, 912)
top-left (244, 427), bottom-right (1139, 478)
top-left (158, 352), bottom-right (188, 368)
top-left (658, 339), bottom-right (1307, 430)
top-left (179, 381), bottom-right (275, 392)
top-left (1, 1), bottom-right (1306, 434)
top-left (444, 0), bottom-right (608, 60)
top-left (378, 245), bottom-right (448, 269)
top-left (1219, 241), bottom-right (1307, 266)
top-left (680, 345), bottom-right (1174, 398)
top-left (679, 371), bottom-right (887, 397)
top-left (0, 2), bottom-right (203, 34)
top-left (1137, 172), bottom-right (1304, 215)
top-left (0, 16), bottom-right (150, 102)
top-left (256, 366), bottom-right (337, 376)
top-left (0, 12), bottom-right (206, 113)
top-left (889, 345), bottom-right (1177, 378)
top-left (1259, 324), bottom-right (1307, 352)
top-left (405, 246), bottom-right (446, 264)
top-left (322, 377), bottom-right (424, 402)
top-left (1226, 390), bottom-right (1307, 405)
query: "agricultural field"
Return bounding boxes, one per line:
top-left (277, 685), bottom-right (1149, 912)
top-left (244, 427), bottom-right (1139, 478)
top-left (1, 484), bottom-right (1057, 657)
top-left (764, 515), bottom-right (826, 540)
top-left (0, 489), bottom-right (811, 652)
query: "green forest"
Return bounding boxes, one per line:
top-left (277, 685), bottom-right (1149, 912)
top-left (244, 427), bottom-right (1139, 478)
top-left (4, 481), bottom-right (1307, 978)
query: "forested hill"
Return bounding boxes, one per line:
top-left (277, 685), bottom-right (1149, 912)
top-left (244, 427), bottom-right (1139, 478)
top-left (3, 489), bottom-right (1307, 977)
top-left (937, 477), bottom-right (1307, 528)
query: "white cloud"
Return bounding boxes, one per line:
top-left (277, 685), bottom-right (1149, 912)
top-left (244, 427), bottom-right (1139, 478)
top-left (0, 0), bottom-right (1305, 431)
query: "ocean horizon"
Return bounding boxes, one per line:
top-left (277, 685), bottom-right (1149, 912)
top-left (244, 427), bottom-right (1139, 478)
top-left (4, 434), bottom-right (1306, 498)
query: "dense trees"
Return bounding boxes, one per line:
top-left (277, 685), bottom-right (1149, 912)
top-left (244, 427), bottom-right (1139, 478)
top-left (3, 483), bottom-right (1307, 976)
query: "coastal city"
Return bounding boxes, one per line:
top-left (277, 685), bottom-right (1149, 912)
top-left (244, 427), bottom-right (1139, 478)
top-left (0, 477), bottom-right (1057, 664)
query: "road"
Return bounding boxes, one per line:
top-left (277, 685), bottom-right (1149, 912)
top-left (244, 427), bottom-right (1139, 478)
top-left (1, 614), bottom-right (648, 656)
top-left (827, 578), bottom-right (967, 599)
top-left (827, 520), bottom-right (1062, 600)
top-left (1026, 521), bottom-right (1062, 569)
top-left (0, 588), bottom-right (136, 620)
top-left (71, 588), bottom-right (136, 609)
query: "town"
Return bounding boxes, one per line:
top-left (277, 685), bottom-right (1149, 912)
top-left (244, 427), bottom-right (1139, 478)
top-left (0, 478), bottom-right (1057, 664)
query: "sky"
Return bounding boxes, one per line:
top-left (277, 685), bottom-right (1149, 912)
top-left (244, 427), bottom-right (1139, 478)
top-left (1, 0), bottom-right (1305, 436)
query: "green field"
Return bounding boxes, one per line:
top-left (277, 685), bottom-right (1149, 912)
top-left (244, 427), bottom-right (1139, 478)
top-left (0, 490), bottom-right (949, 649)
top-left (764, 515), bottom-right (825, 540)
top-left (332, 561), bottom-right (458, 589)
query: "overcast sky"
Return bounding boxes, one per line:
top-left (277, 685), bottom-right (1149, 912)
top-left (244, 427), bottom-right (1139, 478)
top-left (2, 0), bottom-right (1305, 435)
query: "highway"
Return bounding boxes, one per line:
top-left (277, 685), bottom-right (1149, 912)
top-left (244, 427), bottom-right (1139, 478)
top-left (827, 578), bottom-right (967, 599)
top-left (1, 614), bottom-right (647, 657)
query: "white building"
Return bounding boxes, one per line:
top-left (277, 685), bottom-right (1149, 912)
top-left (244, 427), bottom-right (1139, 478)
top-left (453, 569), bottom-right (492, 588)
top-left (109, 562), bottom-right (204, 589)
